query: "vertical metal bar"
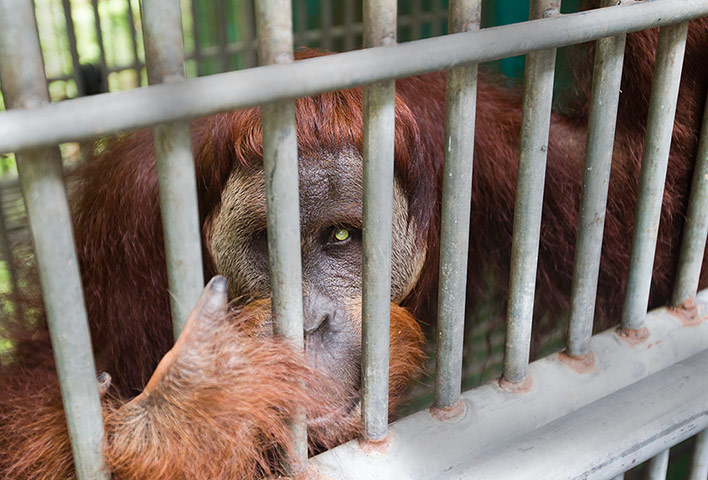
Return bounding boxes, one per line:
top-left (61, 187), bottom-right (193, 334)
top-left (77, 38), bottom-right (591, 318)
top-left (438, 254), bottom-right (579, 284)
top-left (142, 0), bottom-right (205, 338)
top-left (90, 0), bottom-right (108, 90)
top-left (0, 2), bottom-right (108, 479)
top-left (216, 0), bottom-right (229, 71)
top-left (689, 429), bottom-right (708, 480)
top-left (621, 22), bottom-right (689, 331)
top-left (254, 0), bottom-right (306, 473)
top-left (672, 95), bottom-right (708, 307)
top-left (189, 0), bottom-right (204, 76)
top-left (646, 449), bottom-right (670, 480)
top-left (321, 0), bottom-right (334, 51)
top-left (503, 0), bottom-right (560, 384)
top-left (342, 0), bottom-right (356, 51)
top-left (361, 0), bottom-right (396, 442)
top-left (433, 0), bottom-right (481, 410)
top-left (60, 0), bottom-right (85, 95)
top-left (125, 0), bottom-right (143, 83)
top-left (566, 0), bottom-right (626, 357)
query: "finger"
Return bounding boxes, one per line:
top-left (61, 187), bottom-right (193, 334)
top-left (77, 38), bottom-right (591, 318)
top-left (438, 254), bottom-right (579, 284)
top-left (176, 275), bottom-right (229, 344)
top-left (141, 277), bottom-right (230, 396)
top-left (194, 275), bottom-right (228, 323)
top-left (97, 371), bottom-right (112, 398)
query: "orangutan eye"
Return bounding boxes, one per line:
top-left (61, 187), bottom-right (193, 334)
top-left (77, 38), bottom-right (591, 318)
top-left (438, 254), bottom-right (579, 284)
top-left (332, 227), bottom-right (350, 243)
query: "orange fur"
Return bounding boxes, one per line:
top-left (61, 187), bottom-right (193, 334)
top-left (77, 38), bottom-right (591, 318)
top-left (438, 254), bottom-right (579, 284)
top-left (0, 297), bottom-right (424, 479)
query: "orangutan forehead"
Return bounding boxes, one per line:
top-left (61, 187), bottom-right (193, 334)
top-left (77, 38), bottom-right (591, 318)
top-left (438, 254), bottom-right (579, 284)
top-left (217, 147), bottom-right (365, 235)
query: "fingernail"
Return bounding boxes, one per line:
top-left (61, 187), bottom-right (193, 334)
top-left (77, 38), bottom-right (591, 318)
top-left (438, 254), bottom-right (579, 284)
top-left (209, 275), bottom-right (227, 293)
top-left (97, 372), bottom-right (112, 397)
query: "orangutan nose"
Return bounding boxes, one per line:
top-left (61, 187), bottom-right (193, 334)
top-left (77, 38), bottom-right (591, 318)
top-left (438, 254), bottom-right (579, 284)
top-left (303, 291), bottom-right (337, 336)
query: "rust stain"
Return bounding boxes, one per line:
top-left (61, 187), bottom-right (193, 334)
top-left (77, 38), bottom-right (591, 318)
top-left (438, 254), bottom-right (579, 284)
top-left (616, 326), bottom-right (650, 345)
top-left (358, 432), bottom-right (393, 456)
top-left (430, 400), bottom-right (466, 422)
top-left (558, 350), bottom-right (596, 373)
top-left (669, 297), bottom-right (704, 327)
top-left (498, 374), bottom-right (533, 394)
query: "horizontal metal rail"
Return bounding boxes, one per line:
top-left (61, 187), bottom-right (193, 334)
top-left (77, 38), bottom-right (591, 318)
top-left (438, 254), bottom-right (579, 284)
top-left (1, 0), bottom-right (707, 153)
top-left (311, 290), bottom-right (708, 479)
top-left (439, 351), bottom-right (708, 480)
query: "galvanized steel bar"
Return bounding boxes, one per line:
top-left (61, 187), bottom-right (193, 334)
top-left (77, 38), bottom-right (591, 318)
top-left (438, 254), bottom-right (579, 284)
top-left (142, 0), bottom-right (205, 338)
top-left (646, 449), bottom-right (670, 480)
top-left (503, 0), bottom-right (560, 384)
top-left (448, 350), bottom-right (708, 480)
top-left (254, 0), bottom-right (307, 472)
top-left (1, 0), bottom-right (707, 153)
top-left (621, 22), bottom-right (689, 331)
top-left (0, 1), bottom-right (109, 479)
top-left (672, 95), bottom-right (708, 307)
top-left (566, 0), bottom-right (626, 357)
top-left (361, 0), bottom-right (397, 442)
top-left (433, 0), bottom-right (481, 410)
top-left (611, 475), bottom-right (624, 480)
top-left (689, 429), bottom-right (708, 480)
top-left (312, 291), bottom-right (708, 478)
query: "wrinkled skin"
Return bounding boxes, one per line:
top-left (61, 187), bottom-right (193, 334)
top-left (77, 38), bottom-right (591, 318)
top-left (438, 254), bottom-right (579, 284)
top-left (208, 147), bottom-right (426, 387)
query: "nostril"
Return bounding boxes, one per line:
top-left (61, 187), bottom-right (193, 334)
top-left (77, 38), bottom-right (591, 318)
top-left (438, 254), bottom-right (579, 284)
top-left (305, 313), bottom-right (329, 336)
top-left (303, 292), bottom-right (338, 337)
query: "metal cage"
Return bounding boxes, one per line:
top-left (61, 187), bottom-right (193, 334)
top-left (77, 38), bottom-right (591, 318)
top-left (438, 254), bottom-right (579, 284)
top-left (1, 0), bottom-right (707, 479)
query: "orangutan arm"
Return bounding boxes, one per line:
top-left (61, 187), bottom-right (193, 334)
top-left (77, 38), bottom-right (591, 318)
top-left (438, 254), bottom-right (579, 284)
top-left (0, 278), bottom-right (329, 480)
